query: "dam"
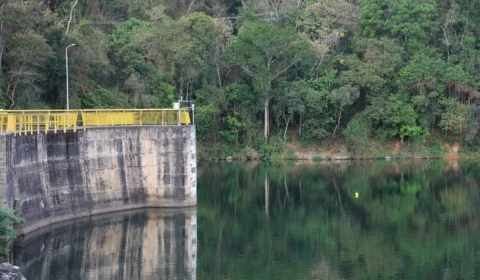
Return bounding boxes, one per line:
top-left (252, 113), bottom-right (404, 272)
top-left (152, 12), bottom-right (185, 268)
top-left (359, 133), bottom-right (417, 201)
top-left (0, 109), bottom-right (197, 234)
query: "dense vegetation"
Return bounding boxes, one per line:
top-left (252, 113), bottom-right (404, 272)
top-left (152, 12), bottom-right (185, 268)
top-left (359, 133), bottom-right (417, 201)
top-left (0, 207), bottom-right (21, 255)
top-left (1, 0), bottom-right (480, 155)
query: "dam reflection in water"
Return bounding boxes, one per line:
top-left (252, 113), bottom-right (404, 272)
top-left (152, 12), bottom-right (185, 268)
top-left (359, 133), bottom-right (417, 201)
top-left (12, 208), bottom-right (197, 280)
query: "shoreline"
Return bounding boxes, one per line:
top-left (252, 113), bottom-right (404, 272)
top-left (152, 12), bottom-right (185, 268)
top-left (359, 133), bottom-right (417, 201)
top-left (197, 155), bottom-right (478, 161)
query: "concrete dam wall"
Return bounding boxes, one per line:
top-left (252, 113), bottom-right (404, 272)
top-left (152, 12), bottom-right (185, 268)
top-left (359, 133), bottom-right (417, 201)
top-left (0, 126), bottom-right (197, 234)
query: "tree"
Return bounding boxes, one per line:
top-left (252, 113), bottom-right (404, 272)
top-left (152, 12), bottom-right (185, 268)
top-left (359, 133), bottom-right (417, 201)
top-left (367, 94), bottom-right (417, 138)
top-left (360, 0), bottom-right (436, 43)
top-left (331, 85), bottom-right (359, 136)
top-left (439, 98), bottom-right (468, 134)
top-left (274, 81), bottom-right (307, 141)
top-left (300, 72), bottom-right (337, 141)
top-left (0, 1), bottom-right (53, 109)
top-left (398, 53), bottom-right (476, 130)
top-left (339, 38), bottom-right (403, 94)
top-left (224, 21), bottom-right (311, 143)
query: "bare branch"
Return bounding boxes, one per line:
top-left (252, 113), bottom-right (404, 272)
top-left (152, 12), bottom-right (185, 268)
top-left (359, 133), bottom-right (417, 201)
top-left (66, 0), bottom-right (78, 35)
top-left (271, 62), bottom-right (295, 82)
top-left (188, 0), bottom-right (196, 12)
top-left (241, 66), bottom-right (254, 77)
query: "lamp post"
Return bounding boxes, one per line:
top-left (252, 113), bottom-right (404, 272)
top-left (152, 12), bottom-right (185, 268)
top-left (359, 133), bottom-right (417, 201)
top-left (65, 44), bottom-right (77, 110)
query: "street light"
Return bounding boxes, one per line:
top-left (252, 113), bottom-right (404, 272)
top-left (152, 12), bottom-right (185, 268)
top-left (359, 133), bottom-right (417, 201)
top-left (65, 44), bottom-right (77, 110)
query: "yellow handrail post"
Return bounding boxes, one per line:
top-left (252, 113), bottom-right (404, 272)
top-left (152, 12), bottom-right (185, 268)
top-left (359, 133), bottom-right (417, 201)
top-left (54, 114), bottom-right (58, 134)
top-left (46, 111), bottom-right (50, 134)
top-left (6, 114), bottom-right (15, 134)
top-left (23, 114), bottom-right (26, 136)
top-left (73, 112), bottom-right (77, 132)
top-left (82, 111), bottom-right (86, 132)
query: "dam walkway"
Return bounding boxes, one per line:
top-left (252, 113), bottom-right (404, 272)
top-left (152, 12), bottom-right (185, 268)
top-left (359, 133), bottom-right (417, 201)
top-left (0, 109), bottom-right (192, 135)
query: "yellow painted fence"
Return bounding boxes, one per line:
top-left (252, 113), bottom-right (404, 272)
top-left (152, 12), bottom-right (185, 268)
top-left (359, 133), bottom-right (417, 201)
top-left (0, 109), bottom-right (191, 135)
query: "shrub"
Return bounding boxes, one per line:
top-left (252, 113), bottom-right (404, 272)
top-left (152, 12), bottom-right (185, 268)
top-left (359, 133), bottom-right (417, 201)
top-left (400, 125), bottom-right (429, 142)
top-left (344, 114), bottom-right (371, 156)
top-left (0, 207), bottom-right (22, 256)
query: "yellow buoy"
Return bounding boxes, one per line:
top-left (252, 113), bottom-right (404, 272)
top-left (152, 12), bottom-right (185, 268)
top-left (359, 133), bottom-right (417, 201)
top-left (355, 192), bottom-right (359, 198)
top-left (340, 32), bottom-right (345, 38)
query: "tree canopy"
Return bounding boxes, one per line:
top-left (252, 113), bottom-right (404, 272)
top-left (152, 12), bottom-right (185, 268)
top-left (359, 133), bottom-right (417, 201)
top-left (1, 0), bottom-right (480, 150)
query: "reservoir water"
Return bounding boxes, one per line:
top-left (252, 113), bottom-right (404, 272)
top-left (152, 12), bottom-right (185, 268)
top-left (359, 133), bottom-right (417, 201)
top-left (11, 160), bottom-right (480, 279)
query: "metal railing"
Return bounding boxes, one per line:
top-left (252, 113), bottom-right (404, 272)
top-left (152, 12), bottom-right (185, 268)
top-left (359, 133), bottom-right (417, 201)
top-left (0, 109), bottom-right (191, 136)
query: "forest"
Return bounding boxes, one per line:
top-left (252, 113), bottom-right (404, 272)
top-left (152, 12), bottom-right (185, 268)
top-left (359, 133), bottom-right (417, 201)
top-left (1, 0), bottom-right (480, 156)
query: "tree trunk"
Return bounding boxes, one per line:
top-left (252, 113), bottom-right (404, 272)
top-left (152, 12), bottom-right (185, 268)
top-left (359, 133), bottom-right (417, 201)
top-left (264, 97), bottom-right (270, 143)
top-left (299, 114), bottom-right (302, 137)
top-left (214, 52), bottom-right (223, 88)
top-left (333, 110), bottom-right (342, 136)
top-left (0, 12), bottom-right (4, 70)
top-left (284, 116), bottom-right (289, 142)
top-left (66, 0), bottom-right (79, 35)
top-left (0, 40), bottom-right (3, 72)
top-left (6, 65), bottom-right (25, 109)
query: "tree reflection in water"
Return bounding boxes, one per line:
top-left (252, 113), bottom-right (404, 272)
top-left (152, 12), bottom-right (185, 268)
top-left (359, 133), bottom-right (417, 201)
top-left (197, 160), bottom-right (480, 280)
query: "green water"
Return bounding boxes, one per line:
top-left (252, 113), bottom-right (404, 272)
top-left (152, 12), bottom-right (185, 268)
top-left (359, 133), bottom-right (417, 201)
top-left (12, 160), bottom-right (480, 279)
top-left (197, 160), bottom-right (480, 280)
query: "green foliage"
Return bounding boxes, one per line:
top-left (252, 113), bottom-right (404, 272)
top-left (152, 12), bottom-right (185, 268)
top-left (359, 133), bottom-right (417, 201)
top-left (220, 115), bottom-right (244, 144)
top-left (368, 94), bottom-right (417, 138)
top-left (361, 0), bottom-right (436, 43)
top-left (424, 138), bottom-right (447, 157)
top-left (344, 114), bottom-right (371, 156)
top-left (300, 73), bottom-right (338, 142)
top-left (81, 88), bottom-right (131, 109)
top-left (400, 125), bottom-right (429, 142)
top-left (224, 21), bottom-right (310, 92)
top-left (339, 38), bottom-right (404, 93)
top-left (301, 119), bottom-right (330, 142)
top-left (258, 144), bottom-right (276, 160)
top-left (0, 207), bottom-right (21, 255)
top-left (439, 98), bottom-right (469, 134)
top-left (195, 104), bottom-right (220, 141)
top-left (1, 0), bottom-right (480, 153)
top-left (332, 85), bottom-right (359, 109)
top-left (309, 70), bottom-right (339, 91)
top-left (220, 143), bottom-right (238, 157)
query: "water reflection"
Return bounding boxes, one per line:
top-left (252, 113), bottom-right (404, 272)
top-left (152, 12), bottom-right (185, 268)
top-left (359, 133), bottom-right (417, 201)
top-left (197, 160), bottom-right (480, 280)
top-left (13, 208), bottom-right (197, 280)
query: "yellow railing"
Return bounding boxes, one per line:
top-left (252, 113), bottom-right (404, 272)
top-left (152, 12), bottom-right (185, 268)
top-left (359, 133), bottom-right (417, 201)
top-left (0, 109), bottom-right (191, 136)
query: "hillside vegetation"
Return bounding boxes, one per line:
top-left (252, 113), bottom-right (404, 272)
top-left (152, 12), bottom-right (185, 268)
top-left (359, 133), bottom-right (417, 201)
top-left (1, 0), bottom-right (480, 157)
